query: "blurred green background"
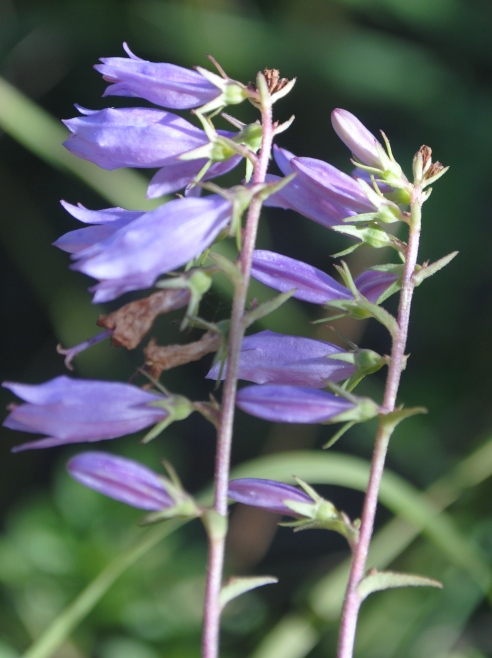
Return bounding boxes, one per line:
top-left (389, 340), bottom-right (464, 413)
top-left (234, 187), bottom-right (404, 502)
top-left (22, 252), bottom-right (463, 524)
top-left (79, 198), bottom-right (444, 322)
top-left (1, 0), bottom-right (492, 657)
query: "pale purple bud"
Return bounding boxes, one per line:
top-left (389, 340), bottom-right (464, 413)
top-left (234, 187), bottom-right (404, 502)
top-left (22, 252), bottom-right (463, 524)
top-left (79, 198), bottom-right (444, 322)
top-left (67, 451), bottom-right (173, 510)
top-left (96, 43), bottom-right (220, 110)
top-left (236, 385), bottom-right (354, 424)
top-left (251, 250), bottom-right (352, 304)
top-left (228, 478), bottom-right (312, 516)
top-left (331, 109), bottom-right (383, 169)
top-left (67, 195), bottom-right (232, 303)
top-left (207, 330), bottom-right (354, 387)
top-left (3, 377), bottom-right (168, 451)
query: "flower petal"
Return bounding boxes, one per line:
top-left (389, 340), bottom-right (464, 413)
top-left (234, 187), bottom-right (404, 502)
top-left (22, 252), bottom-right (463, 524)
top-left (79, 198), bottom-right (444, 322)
top-left (236, 385), bottom-right (354, 424)
top-left (228, 478), bottom-right (312, 516)
top-left (68, 451), bottom-right (173, 510)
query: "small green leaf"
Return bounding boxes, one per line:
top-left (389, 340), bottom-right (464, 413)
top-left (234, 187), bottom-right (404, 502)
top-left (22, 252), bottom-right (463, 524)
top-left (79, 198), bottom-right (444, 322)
top-left (413, 251), bottom-right (459, 286)
top-left (357, 569), bottom-right (443, 602)
top-left (220, 576), bottom-right (278, 611)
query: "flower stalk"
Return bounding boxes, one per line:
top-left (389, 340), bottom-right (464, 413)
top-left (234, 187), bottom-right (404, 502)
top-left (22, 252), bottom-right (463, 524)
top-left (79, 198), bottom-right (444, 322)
top-left (337, 180), bottom-right (424, 658)
top-left (201, 74), bottom-right (274, 658)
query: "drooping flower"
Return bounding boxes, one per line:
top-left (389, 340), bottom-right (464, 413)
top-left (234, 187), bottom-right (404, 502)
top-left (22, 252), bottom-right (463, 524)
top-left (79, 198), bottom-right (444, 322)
top-left (264, 146), bottom-right (361, 228)
top-left (235, 385), bottom-right (355, 424)
top-left (206, 330), bottom-right (355, 387)
top-left (3, 377), bottom-right (169, 451)
top-left (95, 43), bottom-right (222, 110)
top-left (67, 451), bottom-right (173, 510)
top-left (251, 250), bottom-right (398, 305)
top-left (228, 478), bottom-right (313, 517)
top-left (59, 195), bottom-right (232, 303)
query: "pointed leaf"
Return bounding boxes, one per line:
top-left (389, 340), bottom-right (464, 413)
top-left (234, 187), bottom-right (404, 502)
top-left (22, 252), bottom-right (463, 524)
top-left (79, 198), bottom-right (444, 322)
top-left (413, 251), bottom-right (458, 287)
top-left (357, 569), bottom-right (443, 602)
top-left (243, 290), bottom-right (296, 328)
top-left (220, 576), bottom-right (278, 610)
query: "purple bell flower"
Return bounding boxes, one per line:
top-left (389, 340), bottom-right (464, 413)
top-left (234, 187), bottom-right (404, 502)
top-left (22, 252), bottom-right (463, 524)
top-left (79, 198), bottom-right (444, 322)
top-left (63, 106), bottom-right (210, 170)
top-left (236, 385), bottom-right (355, 424)
top-left (228, 478), bottom-right (313, 517)
top-left (251, 251), bottom-right (397, 305)
top-left (67, 451), bottom-right (173, 510)
top-left (62, 195), bottom-right (232, 303)
top-left (95, 43), bottom-right (221, 110)
top-left (206, 330), bottom-right (355, 387)
top-left (3, 377), bottom-right (168, 451)
top-left (264, 146), bottom-right (360, 228)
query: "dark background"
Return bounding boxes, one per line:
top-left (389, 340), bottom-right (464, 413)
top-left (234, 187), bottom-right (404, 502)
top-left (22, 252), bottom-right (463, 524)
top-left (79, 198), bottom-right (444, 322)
top-left (1, 1), bottom-right (492, 657)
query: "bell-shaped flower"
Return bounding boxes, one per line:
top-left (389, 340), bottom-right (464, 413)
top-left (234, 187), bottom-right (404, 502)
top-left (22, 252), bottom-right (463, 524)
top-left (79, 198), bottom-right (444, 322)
top-left (63, 106), bottom-right (207, 170)
top-left (95, 43), bottom-right (221, 110)
top-left (62, 195), bottom-right (232, 303)
top-left (236, 385), bottom-right (355, 424)
top-left (228, 478), bottom-right (313, 517)
top-left (3, 377), bottom-right (169, 451)
top-left (290, 157), bottom-right (378, 215)
top-left (206, 330), bottom-right (355, 387)
top-left (68, 451), bottom-right (174, 510)
top-left (63, 106), bottom-right (241, 195)
top-left (264, 146), bottom-right (360, 228)
top-left (251, 250), bottom-right (397, 305)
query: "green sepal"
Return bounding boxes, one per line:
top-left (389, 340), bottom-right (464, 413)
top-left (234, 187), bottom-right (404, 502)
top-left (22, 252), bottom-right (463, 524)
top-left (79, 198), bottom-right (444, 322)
top-left (156, 267), bottom-right (215, 329)
top-left (413, 251), bottom-right (458, 287)
top-left (141, 462), bottom-right (202, 525)
top-left (207, 251), bottom-right (243, 288)
top-left (142, 394), bottom-right (194, 443)
top-left (344, 349), bottom-right (389, 391)
top-left (219, 576), bottom-right (278, 611)
top-left (243, 290), bottom-right (296, 329)
top-left (325, 297), bottom-right (398, 338)
top-left (202, 509), bottom-right (228, 542)
top-left (322, 421), bottom-right (357, 449)
top-left (281, 478), bottom-right (359, 549)
top-left (332, 222), bottom-right (403, 253)
top-left (357, 569), bottom-right (443, 602)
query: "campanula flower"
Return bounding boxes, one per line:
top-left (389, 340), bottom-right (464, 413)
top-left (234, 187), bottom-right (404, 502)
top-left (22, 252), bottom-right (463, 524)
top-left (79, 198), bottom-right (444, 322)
top-left (206, 330), bottom-right (355, 387)
top-left (95, 43), bottom-right (221, 110)
top-left (68, 451), bottom-right (173, 510)
top-left (61, 195), bottom-right (232, 303)
top-left (331, 109), bottom-right (384, 170)
top-left (264, 146), bottom-right (361, 228)
top-left (235, 385), bottom-right (355, 424)
top-left (228, 478), bottom-right (313, 517)
top-left (251, 250), bottom-right (398, 305)
top-left (3, 377), bottom-right (169, 451)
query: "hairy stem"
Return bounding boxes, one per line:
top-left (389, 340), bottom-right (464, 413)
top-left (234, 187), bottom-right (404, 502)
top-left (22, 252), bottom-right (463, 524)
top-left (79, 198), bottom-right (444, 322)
top-left (201, 95), bottom-right (274, 658)
top-left (337, 185), bottom-right (423, 658)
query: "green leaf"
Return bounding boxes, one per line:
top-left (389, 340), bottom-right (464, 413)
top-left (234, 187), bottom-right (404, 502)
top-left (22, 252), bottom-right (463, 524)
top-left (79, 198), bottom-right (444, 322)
top-left (413, 250), bottom-right (459, 286)
top-left (220, 575), bottom-right (278, 611)
top-left (357, 569), bottom-right (442, 602)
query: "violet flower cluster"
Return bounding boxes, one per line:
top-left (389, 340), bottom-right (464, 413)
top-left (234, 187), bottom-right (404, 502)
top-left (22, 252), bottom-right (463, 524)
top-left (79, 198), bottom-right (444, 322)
top-left (2, 45), bottom-right (450, 658)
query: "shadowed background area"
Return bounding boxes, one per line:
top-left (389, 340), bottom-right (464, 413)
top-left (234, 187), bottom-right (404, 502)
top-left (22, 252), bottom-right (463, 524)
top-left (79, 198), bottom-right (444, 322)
top-left (1, 1), bottom-right (492, 657)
